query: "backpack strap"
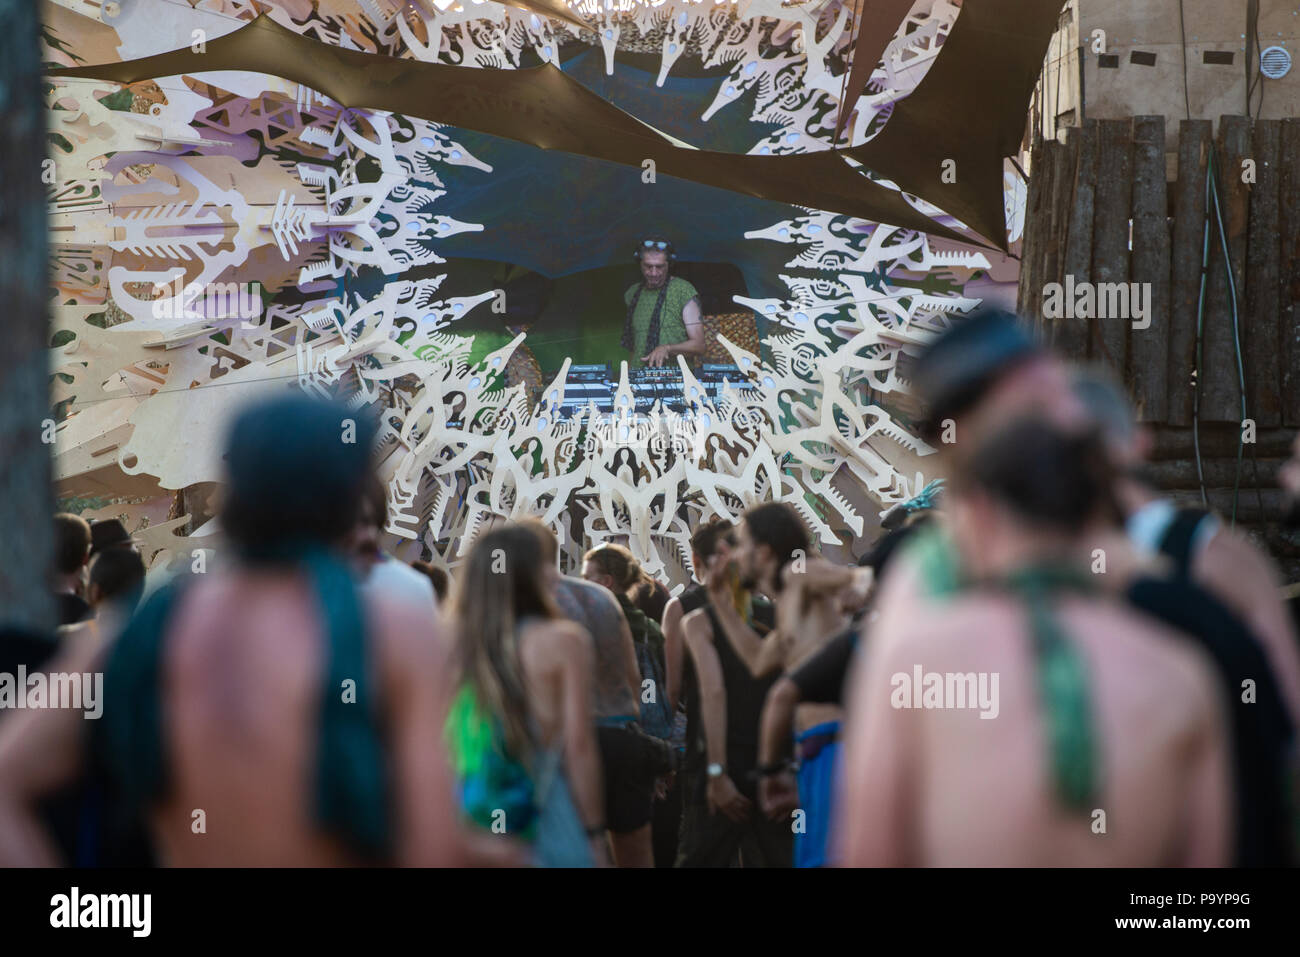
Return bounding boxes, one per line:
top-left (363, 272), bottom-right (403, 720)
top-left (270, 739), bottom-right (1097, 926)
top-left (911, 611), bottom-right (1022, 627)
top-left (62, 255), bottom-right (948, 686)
top-left (1157, 508), bottom-right (1213, 581)
top-left (96, 575), bottom-right (191, 819)
top-left (303, 550), bottom-right (391, 860)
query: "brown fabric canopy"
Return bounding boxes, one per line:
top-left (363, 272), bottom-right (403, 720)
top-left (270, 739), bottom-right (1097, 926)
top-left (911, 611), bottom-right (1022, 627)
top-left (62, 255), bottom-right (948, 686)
top-left (50, 3), bottom-right (1063, 250)
top-left (833, 0), bottom-right (917, 145)
top-left (846, 0), bottom-right (1066, 246)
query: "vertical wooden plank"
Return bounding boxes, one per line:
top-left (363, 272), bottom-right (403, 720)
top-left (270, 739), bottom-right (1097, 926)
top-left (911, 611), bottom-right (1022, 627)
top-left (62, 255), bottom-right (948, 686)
top-left (1130, 115), bottom-right (1170, 422)
top-left (1027, 140), bottom-right (1061, 337)
top-left (1201, 116), bottom-right (1250, 423)
top-left (1017, 137), bottom-right (1051, 325)
top-left (1042, 132), bottom-right (1079, 348)
top-left (1279, 118), bottom-right (1300, 428)
top-left (1245, 119), bottom-right (1281, 427)
top-left (1058, 120), bottom-right (1097, 361)
top-left (1091, 119), bottom-right (1134, 377)
top-left (1169, 120), bottom-right (1212, 427)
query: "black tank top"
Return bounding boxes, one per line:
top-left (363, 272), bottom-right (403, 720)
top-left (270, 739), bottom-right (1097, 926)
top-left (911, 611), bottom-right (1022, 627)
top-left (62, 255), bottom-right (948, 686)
top-left (679, 586), bottom-right (782, 799)
top-left (1126, 576), bottom-right (1295, 867)
top-left (679, 585), bottom-right (708, 774)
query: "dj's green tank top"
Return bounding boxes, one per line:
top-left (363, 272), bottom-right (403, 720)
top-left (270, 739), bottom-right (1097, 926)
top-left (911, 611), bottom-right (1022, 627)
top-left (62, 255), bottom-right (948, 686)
top-left (94, 549), bottom-right (392, 859)
top-left (903, 525), bottom-right (1100, 810)
top-left (623, 276), bottom-right (697, 364)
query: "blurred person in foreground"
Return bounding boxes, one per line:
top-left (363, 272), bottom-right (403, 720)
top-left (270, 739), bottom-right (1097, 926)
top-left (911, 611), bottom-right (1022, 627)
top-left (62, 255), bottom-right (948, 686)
top-left (838, 417), bottom-right (1231, 865)
top-left (864, 309), bottom-right (1293, 865)
top-left (1283, 432), bottom-right (1300, 631)
top-left (1075, 368), bottom-right (1300, 727)
top-left (445, 525), bottom-right (607, 866)
top-left (0, 394), bottom-right (465, 866)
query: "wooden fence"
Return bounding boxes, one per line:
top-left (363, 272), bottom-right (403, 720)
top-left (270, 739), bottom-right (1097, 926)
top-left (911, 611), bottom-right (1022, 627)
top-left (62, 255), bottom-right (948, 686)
top-left (1017, 116), bottom-right (1300, 544)
top-left (1018, 115), bottom-right (1300, 427)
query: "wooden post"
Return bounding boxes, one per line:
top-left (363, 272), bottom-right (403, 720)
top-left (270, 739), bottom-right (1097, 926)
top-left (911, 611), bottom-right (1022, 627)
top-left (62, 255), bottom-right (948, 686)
top-left (1130, 115), bottom-right (1170, 422)
top-left (1169, 120), bottom-right (1212, 427)
top-left (1245, 119), bottom-right (1281, 427)
top-left (1279, 118), bottom-right (1300, 428)
top-left (1201, 116), bottom-right (1251, 423)
top-left (1090, 118), bottom-right (1134, 376)
top-left (1059, 121), bottom-right (1098, 360)
top-left (0, 0), bottom-right (55, 632)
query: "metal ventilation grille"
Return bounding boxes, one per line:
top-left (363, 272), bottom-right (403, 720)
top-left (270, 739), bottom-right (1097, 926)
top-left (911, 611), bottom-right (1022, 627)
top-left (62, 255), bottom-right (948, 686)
top-left (1260, 45), bottom-right (1292, 80)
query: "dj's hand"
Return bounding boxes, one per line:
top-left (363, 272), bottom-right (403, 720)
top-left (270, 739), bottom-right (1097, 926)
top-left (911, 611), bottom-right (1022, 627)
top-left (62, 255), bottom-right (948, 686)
top-left (642, 345), bottom-right (673, 368)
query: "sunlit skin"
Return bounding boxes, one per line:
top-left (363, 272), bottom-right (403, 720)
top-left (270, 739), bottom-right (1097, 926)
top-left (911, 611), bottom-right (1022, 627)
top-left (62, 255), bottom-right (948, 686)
top-left (837, 490), bottom-right (1231, 866)
top-left (636, 249), bottom-right (706, 368)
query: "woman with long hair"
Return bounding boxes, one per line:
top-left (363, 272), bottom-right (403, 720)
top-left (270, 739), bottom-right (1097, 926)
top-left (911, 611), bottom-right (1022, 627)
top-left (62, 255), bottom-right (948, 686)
top-left (446, 525), bottom-right (606, 865)
top-left (581, 545), bottom-right (673, 732)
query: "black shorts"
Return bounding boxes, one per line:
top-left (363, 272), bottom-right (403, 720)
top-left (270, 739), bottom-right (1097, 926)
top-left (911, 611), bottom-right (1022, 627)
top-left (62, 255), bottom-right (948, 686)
top-left (597, 726), bottom-right (656, 833)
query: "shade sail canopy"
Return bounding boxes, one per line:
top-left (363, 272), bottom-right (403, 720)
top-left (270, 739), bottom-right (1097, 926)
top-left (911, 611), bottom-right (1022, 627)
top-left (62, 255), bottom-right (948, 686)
top-left (48, 6), bottom-right (1059, 252)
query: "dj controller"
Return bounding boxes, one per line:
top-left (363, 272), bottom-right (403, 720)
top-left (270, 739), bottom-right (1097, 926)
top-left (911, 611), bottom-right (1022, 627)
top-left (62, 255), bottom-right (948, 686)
top-left (552, 363), bottom-right (743, 416)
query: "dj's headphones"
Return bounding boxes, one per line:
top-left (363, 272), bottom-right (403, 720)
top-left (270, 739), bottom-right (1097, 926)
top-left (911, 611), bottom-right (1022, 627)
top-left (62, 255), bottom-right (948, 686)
top-left (634, 238), bottom-right (677, 262)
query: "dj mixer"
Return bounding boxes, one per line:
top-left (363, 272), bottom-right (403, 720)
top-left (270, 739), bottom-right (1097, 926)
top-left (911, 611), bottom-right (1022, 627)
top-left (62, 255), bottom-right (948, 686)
top-left (551, 363), bottom-right (743, 417)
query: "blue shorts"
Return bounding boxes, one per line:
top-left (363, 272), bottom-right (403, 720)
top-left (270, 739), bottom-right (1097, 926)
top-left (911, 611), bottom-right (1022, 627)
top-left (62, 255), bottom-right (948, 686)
top-left (794, 720), bottom-right (841, 868)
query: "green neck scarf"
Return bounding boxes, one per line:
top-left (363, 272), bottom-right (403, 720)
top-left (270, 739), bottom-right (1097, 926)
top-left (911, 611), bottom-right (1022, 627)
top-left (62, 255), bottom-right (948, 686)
top-left (912, 527), bottom-right (1100, 811)
top-left (990, 563), bottom-right (1100, 810)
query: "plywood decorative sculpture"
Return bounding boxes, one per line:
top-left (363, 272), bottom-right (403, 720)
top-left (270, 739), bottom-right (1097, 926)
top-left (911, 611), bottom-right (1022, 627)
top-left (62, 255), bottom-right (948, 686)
top-left (43, 0), bottom-right (1023, 588)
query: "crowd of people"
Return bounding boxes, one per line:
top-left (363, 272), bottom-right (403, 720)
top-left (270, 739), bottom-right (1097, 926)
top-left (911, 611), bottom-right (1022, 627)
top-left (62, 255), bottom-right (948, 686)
top-left (1, 307), bottom-right (1298, 867)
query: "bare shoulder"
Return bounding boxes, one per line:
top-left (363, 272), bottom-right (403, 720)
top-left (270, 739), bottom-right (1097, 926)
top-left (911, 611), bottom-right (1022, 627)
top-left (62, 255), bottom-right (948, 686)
top-left (681, 606), bottom-right (712, 640)
top-left (1201, 524), bottom-right (1281, 586)
top-left (1066, 598), bottom-right (1221, 709)
top-left (522, 618), bottom-right (591, 659)
top-left (883, 592), bottom-right (1017, 657)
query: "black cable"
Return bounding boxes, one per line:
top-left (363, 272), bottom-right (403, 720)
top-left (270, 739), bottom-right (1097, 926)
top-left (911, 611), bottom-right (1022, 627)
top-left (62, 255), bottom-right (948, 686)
top-left (1253, 7), bottom-right (1266, 122)
top-left (1246, 0), bottom-right (1257, 116)
top-left (1178, 0), bottom-right (1192, 120)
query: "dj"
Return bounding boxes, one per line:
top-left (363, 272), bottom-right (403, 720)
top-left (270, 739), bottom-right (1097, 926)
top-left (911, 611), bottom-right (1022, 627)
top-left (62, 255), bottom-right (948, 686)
top-left (622, 238), bottom-right (707, 368)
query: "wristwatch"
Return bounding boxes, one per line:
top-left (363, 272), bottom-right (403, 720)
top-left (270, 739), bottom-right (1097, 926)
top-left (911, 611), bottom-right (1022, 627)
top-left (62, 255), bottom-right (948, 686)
top-left (707, 762), bottom-right (725, 778)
